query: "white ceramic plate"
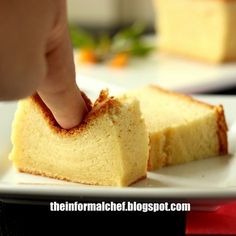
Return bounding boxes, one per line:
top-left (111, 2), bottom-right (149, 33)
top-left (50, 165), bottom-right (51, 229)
top-left (0, 81), bottom-right (236, 205)
top-left (75, 52), bottom-right (236, 93)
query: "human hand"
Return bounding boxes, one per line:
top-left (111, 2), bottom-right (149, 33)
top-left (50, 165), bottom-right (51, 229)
top-left (0, 0), bottom-right (88, 129)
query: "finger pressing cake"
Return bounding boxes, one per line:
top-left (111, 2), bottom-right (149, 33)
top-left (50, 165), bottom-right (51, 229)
top-left (9, 90), bottom-right (149, 186)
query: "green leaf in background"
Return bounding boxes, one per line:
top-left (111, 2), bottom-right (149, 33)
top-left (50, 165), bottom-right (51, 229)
top-left (69, 22), bottom-right (156, 64)
top-left (95, 33), bottom-right (112, 61)
top-left (69, 26), bottom-right (95, 49)
top-left (129, 41), bottom-right (155, 57)
top-left (112, 23), bottom-right (155, 56)
top-left (114, 22), bottom-right (146, 41)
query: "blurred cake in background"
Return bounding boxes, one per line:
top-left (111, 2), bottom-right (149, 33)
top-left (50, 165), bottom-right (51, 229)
top-left (154, 0), bottom-right (236, 63)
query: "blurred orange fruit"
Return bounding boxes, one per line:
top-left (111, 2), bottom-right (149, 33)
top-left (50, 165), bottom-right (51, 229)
top-left (109, 53), bottom-right (129, 68)
top-left (78, 49), bottom-right (97, 64)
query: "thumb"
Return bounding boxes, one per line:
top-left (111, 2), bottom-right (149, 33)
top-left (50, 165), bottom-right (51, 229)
top-left (37, 28), bottom-right (88, 129)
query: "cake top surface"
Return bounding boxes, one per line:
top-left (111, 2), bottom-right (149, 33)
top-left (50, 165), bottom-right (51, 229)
top-left (31, 90), bottom-right (125, 136)
top-left (128, 86), bottom-right (220, 131)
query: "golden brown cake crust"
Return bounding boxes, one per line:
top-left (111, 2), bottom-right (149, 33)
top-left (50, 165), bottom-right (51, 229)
top-left (31, 90), bottom-right (122, 137)
top-left (215, 0), bottom-right (236, 2)
top-left (216, 105), bottom-right (228, 154)
top-left (149, 85), bottom-right (228, 155)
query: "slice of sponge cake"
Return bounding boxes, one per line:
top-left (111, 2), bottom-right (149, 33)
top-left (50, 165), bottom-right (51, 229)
top-left (127, 86), bottom-right (228, 170)
top-left (154, 0), bottom-right (236, 63)
top-left (9, 91), bottom-right (149, 186)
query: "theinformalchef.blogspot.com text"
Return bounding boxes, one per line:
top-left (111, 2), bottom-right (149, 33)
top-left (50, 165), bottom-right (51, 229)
top-left (50, 201), bottom-right (191, 212)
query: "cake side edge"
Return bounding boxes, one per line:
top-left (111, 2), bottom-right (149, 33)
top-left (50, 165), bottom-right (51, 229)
top-left (215, 105), bottom-right (228, 155)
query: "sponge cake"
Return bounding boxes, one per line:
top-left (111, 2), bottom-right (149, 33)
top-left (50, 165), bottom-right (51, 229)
top-left (127, 86), bottom-right (228, 170)
top-left (9, 90), bottom-right (149, 186)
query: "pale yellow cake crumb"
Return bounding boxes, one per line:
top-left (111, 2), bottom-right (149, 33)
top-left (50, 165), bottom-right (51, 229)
top-left (127, 86), bottom-right (228, 170)
top-left (9, 91), bottom-right (149, 187)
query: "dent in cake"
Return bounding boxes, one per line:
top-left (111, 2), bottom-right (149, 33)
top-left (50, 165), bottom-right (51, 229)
top-left (30, 90), bottom-right (122, 137)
